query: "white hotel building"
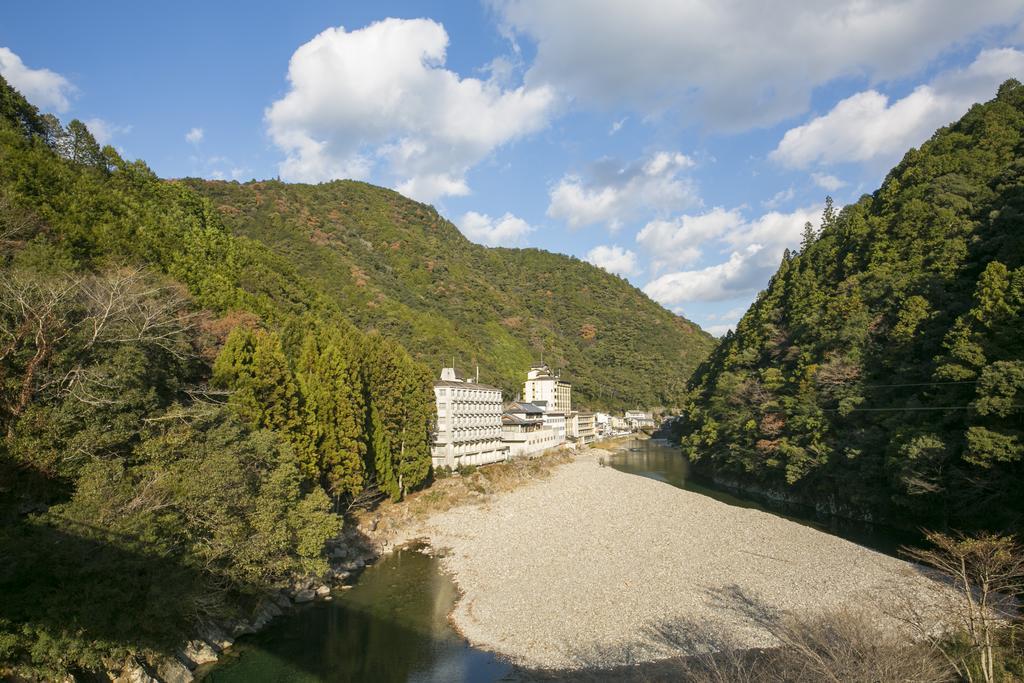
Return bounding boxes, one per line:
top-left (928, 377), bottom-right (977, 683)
top-left (523, 364), bottom-right (572, 413)
top-left (431, 367), bottom-right (509, 470)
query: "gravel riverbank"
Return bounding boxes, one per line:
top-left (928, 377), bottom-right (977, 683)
top-left (416, 447), bottom-right (941, 670)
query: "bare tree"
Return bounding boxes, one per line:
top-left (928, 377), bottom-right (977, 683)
top-left (897, 531), bottom-right (1024, 683)
top-left (0, 267), bottom-right (198, 429)
top-left (0, 272), bottom-right (81, 427)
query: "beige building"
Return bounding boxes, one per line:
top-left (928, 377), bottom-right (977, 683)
top-left (501, 402), bottom-right (560, 458)
top-left (431, 367), bottom-right (509, 470)
top-left (523, 363), bottom-right (571, 414)
top-left (568, 411), bottom-right (596, 445)
top-left (624, 409), bottom-right (655, 430)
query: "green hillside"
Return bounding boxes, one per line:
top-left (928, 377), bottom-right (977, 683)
top-left (677, 80), bottom-right (1024, 533)
top-left (0, 76), bottom-right (436, 675)
top-left (185, 178), bottom-right (715, 410)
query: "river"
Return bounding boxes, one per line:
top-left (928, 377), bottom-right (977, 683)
top-left (201, 438), bottom-right (911, 681)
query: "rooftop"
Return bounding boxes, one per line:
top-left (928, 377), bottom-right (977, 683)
top-left (434, 380), bottom-right (502, 391)
top-left (506, 401), bottom-right (545, 415)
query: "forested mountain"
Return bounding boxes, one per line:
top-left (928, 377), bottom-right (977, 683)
top-left (0, 76), bottom-right (437, 675)
top-left (677, 80), bottom-right (1024, 534)
top-left (185, 179), bottom-right (714, 410)
top-left (0, 68), bottom-right (709, 676)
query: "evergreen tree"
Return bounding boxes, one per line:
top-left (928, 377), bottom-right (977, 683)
top-left (295, 325), bottom-right (366, 496)
top-left (677, 80), bottom-right (1024, 533)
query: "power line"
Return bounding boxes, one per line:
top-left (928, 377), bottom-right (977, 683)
top-left (818, 380), bottom-right (980, 389)
top-left (822, 404), bottom-right (1023, 413)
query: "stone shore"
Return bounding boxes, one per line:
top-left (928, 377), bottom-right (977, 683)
top-left (417, 447), bottom-right (941, 670)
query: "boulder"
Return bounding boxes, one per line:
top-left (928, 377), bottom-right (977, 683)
top-left (197, 623), bottom-right (234, 652)
top-left (262, 600), bottom-right (283, 618)
top-left (229, 618), bottom-right (255, 637)
top-left (272, 591), bottom-right (292, 610)
top-left (181, 640), bottom-right (219, 668)
top-left (314, 585), bottom-right (331, 599)
top-left (112, 657), bottom-right (157, 683)
top-left (294, 588), bottom-right (316, 603)
top-left (156, 656), bottom-right (193, 683)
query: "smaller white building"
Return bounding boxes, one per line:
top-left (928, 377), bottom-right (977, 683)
top-left (502, 402), bottom-right (560, 457)
top-left (625, 409), bottom-right (655, 430)
top-left (543, 410), bottom-right (566, 444)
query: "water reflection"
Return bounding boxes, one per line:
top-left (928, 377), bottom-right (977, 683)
top-left (608, 438), bottom-right (916, 556)
top-left (201, 544), bottom-right (512, 683)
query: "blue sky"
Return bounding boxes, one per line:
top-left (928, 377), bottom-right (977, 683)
top-left (3, 1), bottom-right (1024, 335)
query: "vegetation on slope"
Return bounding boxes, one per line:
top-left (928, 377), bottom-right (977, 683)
top-left (185, 178), bottom-right (714, 410)
top-left (0, 76), bottom-right (435, 676)
top-left (677, 80), bottom-right (1024, 533)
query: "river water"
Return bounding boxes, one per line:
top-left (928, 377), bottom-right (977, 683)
top-left (201, 438), bottom-right (910, 682)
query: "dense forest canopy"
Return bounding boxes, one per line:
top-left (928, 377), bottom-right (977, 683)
top-left (0, 75), bottom-right (437, 676)
top-left (677, 80), bottom-right (1024, 534)
top-left (185, 178), bottom-right (715, 411)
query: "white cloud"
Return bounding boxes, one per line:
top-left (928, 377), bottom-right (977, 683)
top-left (0, 47), bottom-right (74, 112)
top-left (763, 187), bottom-right (795, 209)
top-left (608, 117), bottom-right (627, 135)
top-left (547, 150), bottom-right (698, 231)
top-left (811, 173), bottom-right (846, 191)
top-left (705, 323), bottom-right (736, 338)
top-left (585, 244), bottom-right (640, 277)
top-left (635, 207), bottom-right (743, 271)
top-left (494, 0), bottom-right (1024, 129)
top-left (83, 118), bottom-right (131, 146)
top-left (772, 48), bottom-right (1024, 168)
top-left (265, 18), bottom-right (556, 201)
top-left (185, 127), bottom-right (204, 144)
top-left (458, 210), bottom-right (534, 246)
top-left (644, 248), bottom-right (757, 304)
top-left (707, 306), bottom-right (747, 322)
top-left (642, 205), bottom-right (821, 305)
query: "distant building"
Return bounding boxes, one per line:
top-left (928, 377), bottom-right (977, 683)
top-left (610, 416), bottom-right (630, 432)
top-left (624, 409), bottom-right (655, 430)
top-left (431, 367), bottom-right (509, 470)
top-left (568, 411), bottom-right (596, 445)
top-left (501, 401), bottom-right (559, 457)
top-left (523, 363), bottom-right (571, 414)
top-left (593, 412), bottom-right (610, 437)
top-left (543, 410), bottom-right (566, 444)
top-left (529, 399), bottom-right (567, 445)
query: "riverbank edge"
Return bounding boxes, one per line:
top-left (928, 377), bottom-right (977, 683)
top-left (164, 445), bottom-right (587, 683)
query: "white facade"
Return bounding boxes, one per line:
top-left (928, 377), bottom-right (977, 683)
top-left (502, 402), bottom-right (560, 458)
top-left (543, 411), bottom-right (566, 444)
top-left (523, 364), bottom-right (571, 414)
top-left (431, 368), bottom-right (509, 470)
top-left (624, 409), bottom-right (655, 430)
top-left (573, 411), bottom-right (596, 445)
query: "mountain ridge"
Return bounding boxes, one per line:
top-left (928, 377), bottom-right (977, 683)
top-left (184, 177), bottom-right (715, 410)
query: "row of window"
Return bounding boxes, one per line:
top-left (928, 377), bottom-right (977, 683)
top-left (436, 388), bottom-right (502, 401)
top-left (438, 402), bottom-right (502, 414)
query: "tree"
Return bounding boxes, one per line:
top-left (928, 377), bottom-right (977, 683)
top-left (899, 531), bottom-right (1024, 683)
top-left (295, 325), bottom-right (366, 496)
top-left (211, 327), bottom-right (303, 440)
top-left (362, 336), bottom-right (433, 500)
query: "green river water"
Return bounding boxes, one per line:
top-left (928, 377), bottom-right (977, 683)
top-left (201, 438), bottom-right (909, 682)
